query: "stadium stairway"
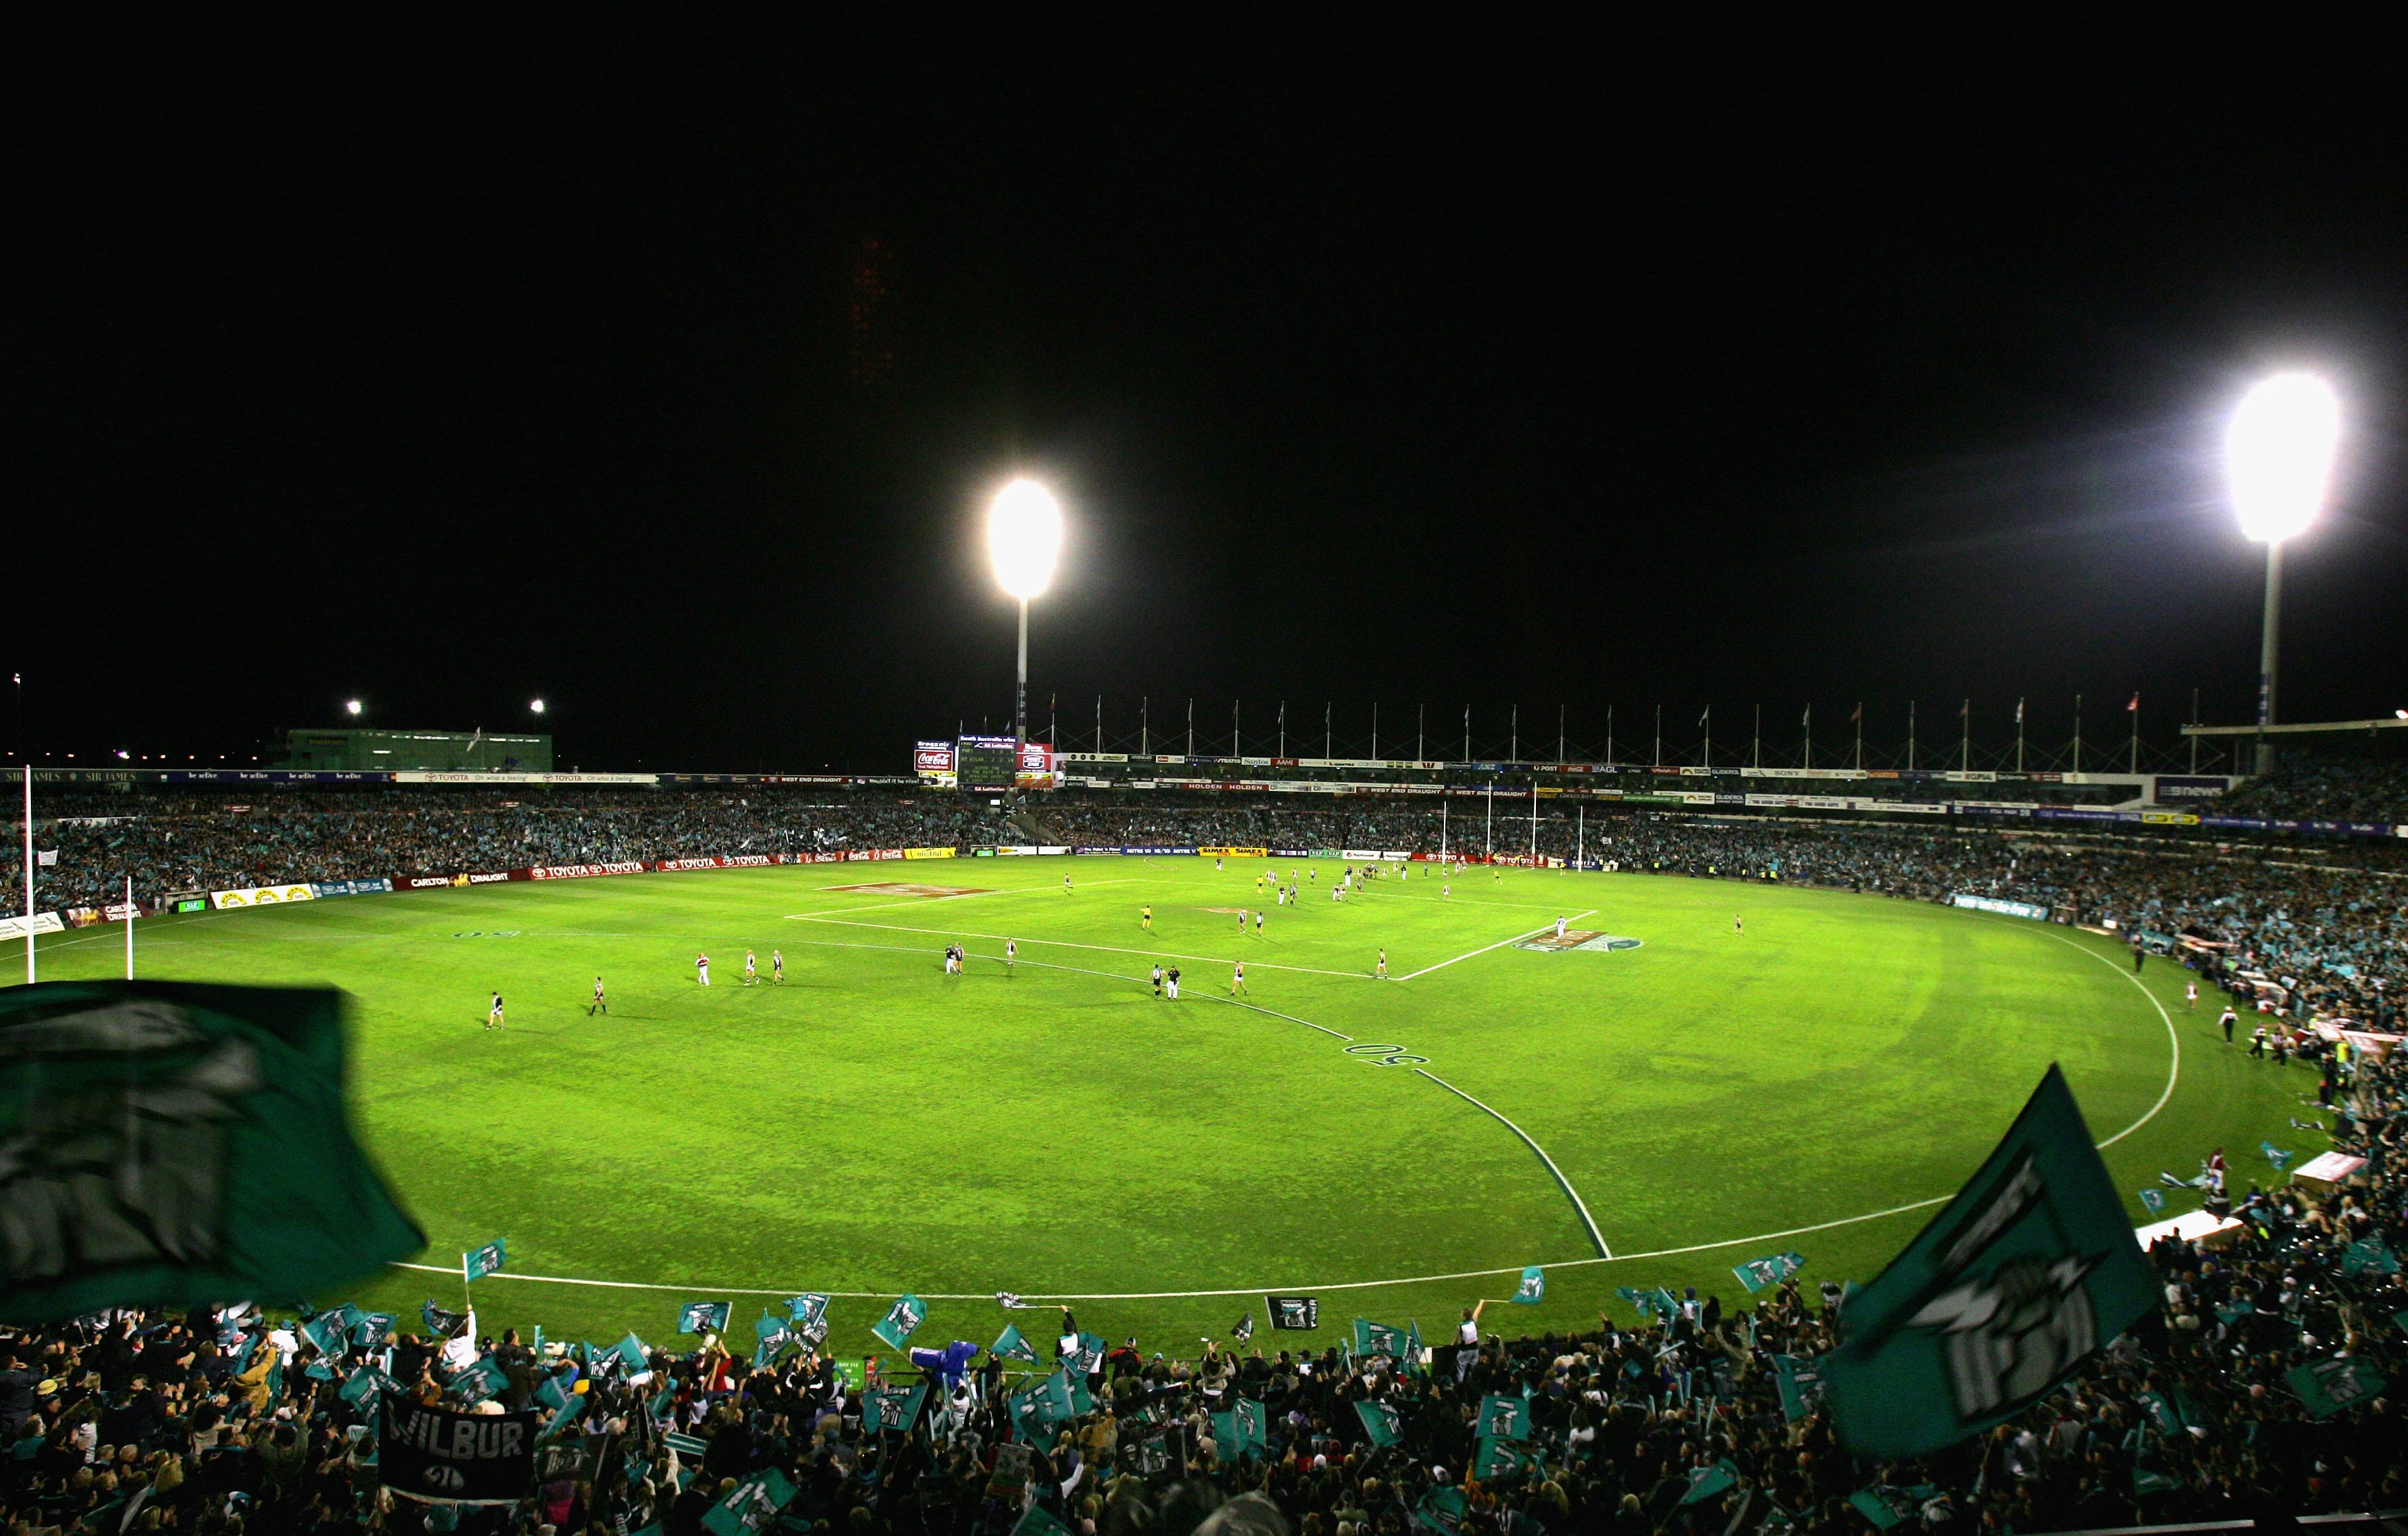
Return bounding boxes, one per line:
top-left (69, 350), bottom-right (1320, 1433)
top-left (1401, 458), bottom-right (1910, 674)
top-left (1005, 802), bottom-right (1070, 847)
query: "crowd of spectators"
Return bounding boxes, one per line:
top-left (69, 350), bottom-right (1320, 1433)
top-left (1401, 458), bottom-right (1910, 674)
top-left (7, 1073), bottom-right (2408, 1536)
top-left (2216, 748), bottom-right (2408, 827)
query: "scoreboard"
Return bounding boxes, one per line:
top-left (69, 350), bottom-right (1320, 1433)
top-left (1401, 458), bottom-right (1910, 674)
top-left (954, 735), bottom-right (1018, 790)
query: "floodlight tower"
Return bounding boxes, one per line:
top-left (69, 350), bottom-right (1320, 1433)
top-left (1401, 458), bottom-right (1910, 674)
top-left (987, 479), bottom-right (1064, 794)
top-left (2227, 375), bottom-right (2340, 775)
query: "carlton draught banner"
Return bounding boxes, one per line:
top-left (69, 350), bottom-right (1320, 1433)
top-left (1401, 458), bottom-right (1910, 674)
top-left (379, 1392), bottom-right (538, 1503)
top-left (1820, 1065), bottom-right (2155, 1459)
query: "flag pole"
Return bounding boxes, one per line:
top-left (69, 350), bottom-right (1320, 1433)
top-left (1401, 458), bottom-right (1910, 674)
top-left (21, 765), bottom-right (32, 984)
top-left (124, 875), bottom-right (134, 980)
top-left (1528, 779), bottom-right (1537, 867)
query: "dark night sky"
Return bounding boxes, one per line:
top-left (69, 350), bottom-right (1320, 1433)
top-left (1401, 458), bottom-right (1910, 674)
top-left (8, 21), bottom-right (2405, 772)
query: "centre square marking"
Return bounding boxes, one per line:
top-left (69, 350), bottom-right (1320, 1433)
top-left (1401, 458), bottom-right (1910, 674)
top-left (825, 882), bottom-right (992, 898)
top-left (1515, 930), bottom-right (1642, 953)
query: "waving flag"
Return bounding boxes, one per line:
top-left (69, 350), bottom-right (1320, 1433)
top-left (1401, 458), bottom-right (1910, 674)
top-left (871, 1295), bottom-right (926, 1350)
top-left (990, 1324), bottom-right (1040, 1364)
top-left (677, 1300), bottom-right (730, 1336)
top-left (0, 982), bottom-right (425, 1324)
top-left (1819, 1066), bottom-right (2156, 1459)
top-left (463, 1240), bottom-right (506, 1284)
top-left (1511, 1266), bottom-right (1544, 1304)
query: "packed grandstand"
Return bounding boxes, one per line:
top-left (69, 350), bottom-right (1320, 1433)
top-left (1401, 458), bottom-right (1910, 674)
top-left (1, 1083), bottom-right (2403, 1534)
top-left (11, 755), bottom-right (2408, 1533)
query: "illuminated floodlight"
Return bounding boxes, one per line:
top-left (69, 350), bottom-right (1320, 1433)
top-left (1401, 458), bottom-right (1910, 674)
top-left (531, 698), bottom-right (546, 715)
top-left (2228, 373), bottom-right (2340, 544)
top-left (346, 698), bottom-right (363, 716)
top-left (987, 480), bottom-right (1064, 599)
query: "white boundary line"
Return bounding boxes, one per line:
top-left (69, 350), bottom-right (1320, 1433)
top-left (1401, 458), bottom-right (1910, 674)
top-left (377, 904), bottom-right (2182, 1302)
top-left (786, 880), bottom-right (1137, 918)
top-left (1392, 911), bottom-right (1594, 981)
top-left (1412, 1069), bottom-right (1611, 1258)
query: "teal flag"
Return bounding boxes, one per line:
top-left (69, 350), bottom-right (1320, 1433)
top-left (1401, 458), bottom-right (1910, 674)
top-left (0, 982), bottom-right (426, 1324)
top-left (785, 1293), bottom-right (830, 1337)
top-left (2133, 1469), bottom-right (2181, 1496)
top-left (612, 1333), bottom-right (650, 1374)
top-left (1474, 1394), bottom-right (1530, 1442)
top-left (755, 1311), bottom-right (793, 1348)
top-left (450, 1356), bottom-right (507, 1405)
top-left (1511, 1266), bottom-right (1545, 1304)
top-left (678, 1300), bottom-right (731, 1336)
top-left (2137, 1187), bottom-right (2165, 1216)
top-left (1212, 1398), bottom-right (1266, 1458)
top-left (1007, 1371), bottom-right (1074, 1434)
top-left (302, 1311), bottom-right (350, 1358)
top-left (2341, 1239), bottom-right (2399, 1276)
top-left (1414, 1484), bottom-right (1467, 1536)
top-left (1010, 1509), bottom-right (1072, 1536)
top-left (1473, 1437), bottom-right (1537, 1482)
top-left (2288, 1355), bottom-right (2387, 1418)
top-left (663, 1431), bottom-right (709, 1458)
top-left (1732, 1251), bottom-right (1807, 1294)
top-left (540, 1393), bottom-right (581, 1441)
top-left (1849, 1488), bottom-right (1917, 1531)
top-left (700, 1468), bottom-right (798, 1536)
top-left (1353, 1398), bottom-right (1403, 1447)
top-left (1065, 1329), bottom-right (1106, 1377)
top-left (1818, 1066), bottom-right (2157, 1460)
top-left (1771, 1355), bottom-right (1822, 1423)
top-left (871, 1294), bottom-right (926, 1350)
top-left (1353, 1317), bottom-right (1406, 1357)
top-left (533, 1372), bottom-right (572, 1412)
top-left (991, 1323), bottom-right (1040, 1364)
top-left (2213, 1300), bottom-right (2255, 1327)
top-left (339, 1364), bottom-right (388, 1407)
top-left (1616, 1286), bottom-right (1680, 1322)
top-left (463, 1239), bottom-right (506, 1283)
top-left (1680, 1460), bottom-right (1740, 1504)
top-left (864, 1383), bottom-right (927, 1432)
top-left (2262, 1139), bottom-right (2294, 1171)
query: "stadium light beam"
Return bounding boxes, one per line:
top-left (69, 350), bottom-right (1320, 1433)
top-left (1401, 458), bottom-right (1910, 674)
top-left (531, 698), bottom-right (546, 715)
top-left (345, 698), bottom-right (363, 717)
top-left (986, 479), bottom-right (1064, 783)
top-left (2227, 373), bottom-right (2339, 774)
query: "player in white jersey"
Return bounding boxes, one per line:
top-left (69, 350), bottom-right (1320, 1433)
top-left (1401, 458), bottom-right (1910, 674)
top-left (589, 977), bottom-right (606, 1016)
top-left (1254, 909), bottom-right (1264, 936)
top-left (1005, 937), bottom-right (1018, 973)
top-left (1375, 948), bottom-right (1387, 979)
top-left (696, 954), bottom-right (711, 986)
top-left (772, 949), bottom-right (783, 983)
top-left (1231, 959), bottom-right (1249, 997)
top-left (744, 950), bottom-right (758, 985)
top-left (2184, 980), bottom-right (2198, 1012)
top-left (1064, 874), bottom-right (1073, 895)
top-left (1554, 915), bottom-right (1568, 940)
top-left (487, 992), bottom-right (505, 1029)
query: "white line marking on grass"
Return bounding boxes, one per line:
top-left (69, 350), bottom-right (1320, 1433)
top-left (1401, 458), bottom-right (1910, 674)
top-left (787, 916), bottom-right (1371, 979)
top-left (2041, 927), bottom-right (2181, 1148)
top-left (1412, 1069), bottom-right (1609, 1258)
top-left (1392, 911), bottom-right (1594, 981)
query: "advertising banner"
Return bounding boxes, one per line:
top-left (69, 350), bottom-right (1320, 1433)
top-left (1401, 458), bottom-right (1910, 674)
top-left (902, 847), bottom-right (958, 860)
top-left (1120, 846), bottom-right (1199, 856)
top-left (212, 884), bottom-right (317, 909)
top-left (311, 879), bottom-right (395, 898)
top-left (394, 874), bottom-right (458, 891)
top-left (526, 863), bottom-right (647, 881)
top-left (913, 741), bottom-right (957, 788)
top-left (1196, 847), bottom-right (1268, 857)
top-left (0, 913), bottom-right (65, 941)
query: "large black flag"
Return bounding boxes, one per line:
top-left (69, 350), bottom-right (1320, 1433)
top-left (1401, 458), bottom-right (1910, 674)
top-left (0, 982), bottom-right (423, 1323)
top-left (381, 1392), bottom-right (538, 1504)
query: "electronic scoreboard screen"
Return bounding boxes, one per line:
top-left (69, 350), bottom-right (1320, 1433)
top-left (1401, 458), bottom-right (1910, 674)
top-left (955, 735), bottom-right (1017, 790)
